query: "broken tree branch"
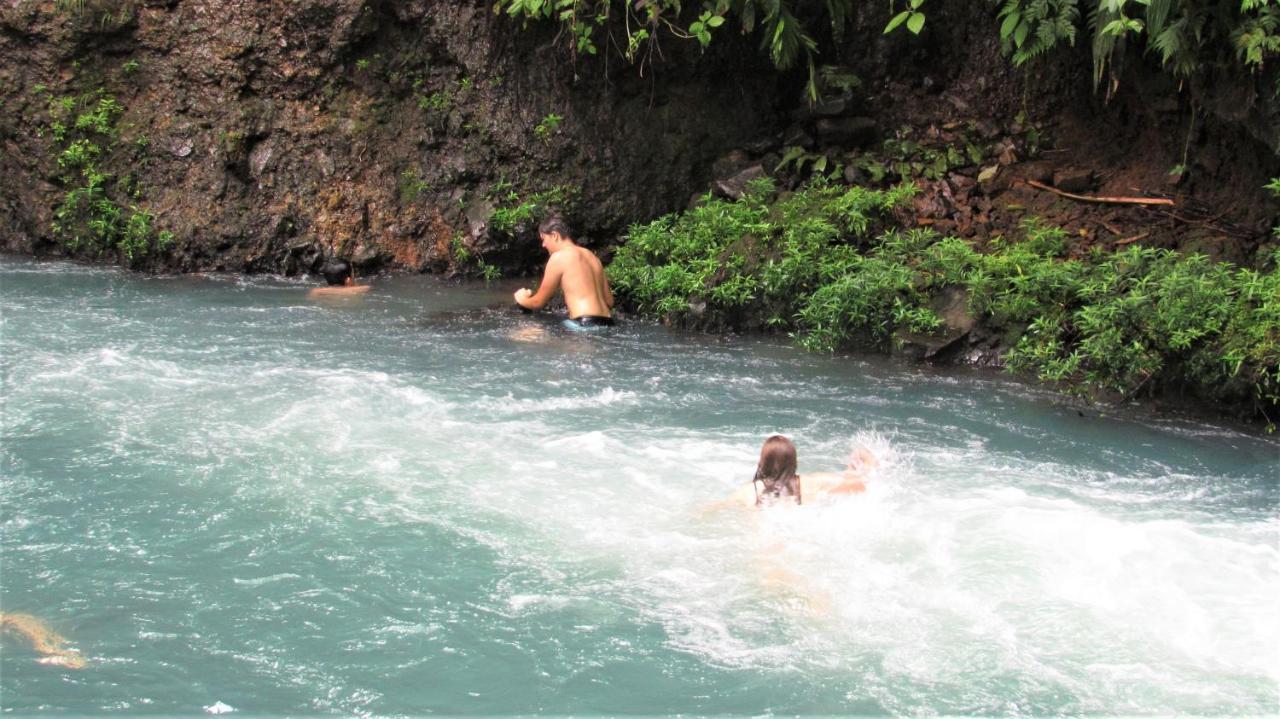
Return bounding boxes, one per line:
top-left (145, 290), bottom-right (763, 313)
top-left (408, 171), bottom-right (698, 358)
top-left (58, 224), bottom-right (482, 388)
top-left (1025, 179), bottom-right (1176, 207)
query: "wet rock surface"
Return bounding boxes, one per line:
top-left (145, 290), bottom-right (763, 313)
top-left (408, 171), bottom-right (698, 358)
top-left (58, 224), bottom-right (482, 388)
top-left (0, 0), bottom-right (785, 274)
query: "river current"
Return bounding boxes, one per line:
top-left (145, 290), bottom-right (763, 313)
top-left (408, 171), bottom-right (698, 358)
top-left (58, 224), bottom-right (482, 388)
top-left (2, 257), bottom-right (1277, 715)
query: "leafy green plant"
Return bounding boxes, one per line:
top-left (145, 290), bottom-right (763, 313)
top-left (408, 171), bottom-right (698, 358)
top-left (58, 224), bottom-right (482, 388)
top-left (885, 0), bottom-right (928, 34)
top-left (609, 177), bottom-right (918, 331)
top-left (489, 185), bottom-right (576, 235)
top-left (417, 90), bottom-right (450, 113)
top-left (995, 0), bottom-right (1080, 65)
top-left (1268, 177), bottom-right (1280, 238)
top-left (885, 0), bottom-right (1279, 95)
top-left (774, 145), bottom-right (841, 179)
top-left (534, 112), bottom-right (563, 142)
top-left (44, 90), bottom-right (170, 264)
top-left (55, 0), bottom-right (136, 29)
top-left (451, 232), bottom-right (502, 281)
top-left (398, 168), bottom-right (433, 204)
top-left (609, 182), bottom-right (1279, 423)
top-left (496, 0), bottom-right (857, 101)
top-left (451, 232), bottom-right (471, 264)
top-left (689, 9), bottom-right (726, 45)
top-left (121, 59), bottom-right (140, 75)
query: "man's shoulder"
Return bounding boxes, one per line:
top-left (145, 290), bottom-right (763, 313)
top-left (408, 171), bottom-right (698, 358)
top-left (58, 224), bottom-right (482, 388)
top-left (550, 246), bottom-right (596, 266)
top-left (570, 244), bottom-right (604, 267)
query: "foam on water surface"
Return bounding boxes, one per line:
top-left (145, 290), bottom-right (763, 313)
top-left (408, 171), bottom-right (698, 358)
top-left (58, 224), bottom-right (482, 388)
top-left (2, 257), bottom-right (1277, 715)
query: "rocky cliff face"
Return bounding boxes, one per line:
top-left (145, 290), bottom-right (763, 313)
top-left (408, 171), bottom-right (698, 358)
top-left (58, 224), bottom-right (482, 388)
top-left (2, 0), bottom-right (1275, 278)
top-left (0, 0), bottom-right (788, 274)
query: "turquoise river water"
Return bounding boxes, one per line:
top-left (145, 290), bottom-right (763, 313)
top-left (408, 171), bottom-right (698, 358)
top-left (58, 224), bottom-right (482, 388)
top-left (1, 256), bottom-right (1277, 716)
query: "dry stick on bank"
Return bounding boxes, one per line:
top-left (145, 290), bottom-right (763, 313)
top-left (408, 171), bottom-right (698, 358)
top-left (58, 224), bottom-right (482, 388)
top-left (1115, 232), bottom-right (1150, 245)
top-left (1024, 179), bottom-right (1177, 207)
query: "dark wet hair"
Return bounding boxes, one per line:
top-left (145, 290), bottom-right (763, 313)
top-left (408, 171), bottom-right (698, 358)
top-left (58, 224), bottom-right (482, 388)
top-left (753, 435), bottom-right (801, 506)
top-left (321, 260), bottom-right (352, 286)
top-left (537, 215), bottom-right (571, 239)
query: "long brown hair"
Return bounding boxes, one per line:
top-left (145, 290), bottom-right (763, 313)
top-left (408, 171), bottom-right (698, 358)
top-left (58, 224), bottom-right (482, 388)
top-left (753, 435), bottom-right (801, 506)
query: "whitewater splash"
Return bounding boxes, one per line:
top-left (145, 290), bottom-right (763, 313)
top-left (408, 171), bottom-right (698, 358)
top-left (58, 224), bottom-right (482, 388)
top-left (2, 258), bottom-right (1276, 715)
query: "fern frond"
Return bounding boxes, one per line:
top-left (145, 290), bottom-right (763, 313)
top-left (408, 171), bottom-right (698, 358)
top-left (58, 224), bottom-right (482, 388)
top-left (823, 0), bottom-right (854, 43)
top-left (1089, 0), bottom-right (1122, 88)
top-left (1143, 0), bottom-right (1172, 39)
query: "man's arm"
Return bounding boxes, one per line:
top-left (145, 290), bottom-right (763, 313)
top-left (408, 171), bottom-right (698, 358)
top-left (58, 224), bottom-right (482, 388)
top-left (602, 270), bottom-right (614, 309)
top-left (514, 254), bottom-right (564, 310)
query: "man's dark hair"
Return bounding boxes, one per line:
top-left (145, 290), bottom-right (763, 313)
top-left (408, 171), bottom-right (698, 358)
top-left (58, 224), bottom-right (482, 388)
top-left (321, 260), bottom-right (352, 286)
top-left (537, 215), bottom-right (572, 239)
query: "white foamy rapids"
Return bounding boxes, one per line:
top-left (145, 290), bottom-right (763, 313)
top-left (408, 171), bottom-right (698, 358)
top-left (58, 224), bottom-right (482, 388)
top-left (464, 387), bottom-right (642, 416)
top-left (355, 425), bottom-right (1279, 714)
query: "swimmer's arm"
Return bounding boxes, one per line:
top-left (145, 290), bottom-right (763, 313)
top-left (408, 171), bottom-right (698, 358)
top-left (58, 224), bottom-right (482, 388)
top-left (515, 255), bottom-right (564, 310)
top-left (829, 473), bottom-right (867, 494)
top-left (849, 446), bottom-right (879, 470)
top-left (698, 483), bottom-right (757, 515)
top-left (603, 271), bottom-right (614, 309)
top-left (801, 471), bottom-right (866, 498)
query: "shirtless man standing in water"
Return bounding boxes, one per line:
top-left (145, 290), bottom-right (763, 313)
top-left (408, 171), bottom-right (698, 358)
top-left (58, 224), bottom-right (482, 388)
top-left (513, 216), bottom-right (614, 327)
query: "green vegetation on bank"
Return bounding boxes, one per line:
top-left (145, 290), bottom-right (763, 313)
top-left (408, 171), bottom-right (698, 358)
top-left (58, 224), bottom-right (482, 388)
top-left (54, 0), bottom-right (135, 29)
top-left (498, 0), bottom-right (1277, 100)
top-left (498, 0), bottom-right (862, 99)
top-left (41, 87), bottom-right (171, 265)
top-left (889, 0), bottom-right (1280, 89)
top-left (608, 178), bottom-right (1280, 425)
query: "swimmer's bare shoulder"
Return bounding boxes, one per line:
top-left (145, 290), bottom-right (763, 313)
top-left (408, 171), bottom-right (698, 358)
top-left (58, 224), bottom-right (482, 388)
top-left (308, 284), bottom-right (371, 297)
top-left (0, 612), bottom-right (87, 669)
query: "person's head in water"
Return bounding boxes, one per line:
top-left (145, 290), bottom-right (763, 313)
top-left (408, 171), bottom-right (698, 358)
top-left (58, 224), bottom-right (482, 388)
top-left (321, 260), bottom-right (353, 286)
top-left (537, 215), bottom-right (573, 252)
top-left (753, 435), bottom-right (801, 506)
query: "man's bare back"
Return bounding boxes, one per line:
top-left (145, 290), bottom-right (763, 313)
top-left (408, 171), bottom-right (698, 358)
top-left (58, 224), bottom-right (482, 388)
top-left (513, 218), bottom-right (613, 321)
top-left (551, 245), bottom-right (612, 318)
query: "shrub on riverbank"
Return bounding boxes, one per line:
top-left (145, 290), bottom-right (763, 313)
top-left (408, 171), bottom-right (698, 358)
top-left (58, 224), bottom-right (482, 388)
top-left (607, 179), bottom-right (1280, 425)
top-left (609, 178), bottom-right (919, 329)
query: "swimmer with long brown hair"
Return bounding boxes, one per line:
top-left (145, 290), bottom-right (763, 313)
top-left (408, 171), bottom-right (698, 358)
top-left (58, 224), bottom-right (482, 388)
top-left (704, 435), bottom-right (878, 615)
top-left (725, 435), bottom-right (876, 509)
top-left (0, 612), bottom-right (87, 668)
